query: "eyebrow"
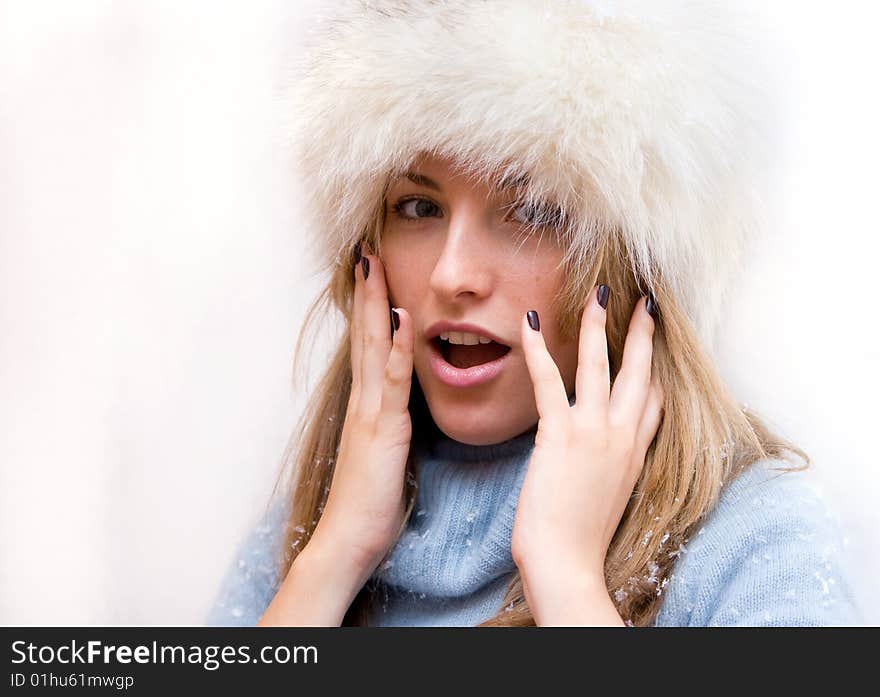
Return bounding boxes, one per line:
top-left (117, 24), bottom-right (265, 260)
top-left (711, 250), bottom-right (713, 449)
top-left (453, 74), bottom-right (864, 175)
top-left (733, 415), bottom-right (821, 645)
top-left (400, 171), bottom-right (530, 193)
top-left (405, 172), bottom-right (441, 191)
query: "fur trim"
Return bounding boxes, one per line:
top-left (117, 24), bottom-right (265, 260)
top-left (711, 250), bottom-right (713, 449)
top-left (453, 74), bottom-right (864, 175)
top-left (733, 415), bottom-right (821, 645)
top-left (286, 0), bottom-right (785, 345)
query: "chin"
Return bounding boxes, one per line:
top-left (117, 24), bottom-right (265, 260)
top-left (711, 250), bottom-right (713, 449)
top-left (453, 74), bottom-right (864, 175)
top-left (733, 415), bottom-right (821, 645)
top-left (424, 393), bottom-right (533, 446)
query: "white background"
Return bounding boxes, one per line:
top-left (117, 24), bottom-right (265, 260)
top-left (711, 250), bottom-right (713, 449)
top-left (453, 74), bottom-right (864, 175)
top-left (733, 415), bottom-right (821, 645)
top-left (1, 1), bottom-right (877, 624)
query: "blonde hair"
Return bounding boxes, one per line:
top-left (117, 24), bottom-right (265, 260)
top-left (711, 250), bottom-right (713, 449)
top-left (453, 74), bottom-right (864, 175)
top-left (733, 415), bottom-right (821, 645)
top-left (270, 208), bottom-right (808, 627)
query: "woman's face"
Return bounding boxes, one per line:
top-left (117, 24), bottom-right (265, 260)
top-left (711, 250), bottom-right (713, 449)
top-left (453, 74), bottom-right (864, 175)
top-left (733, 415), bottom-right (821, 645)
top-left (381, 153), bottom-right (579, 445)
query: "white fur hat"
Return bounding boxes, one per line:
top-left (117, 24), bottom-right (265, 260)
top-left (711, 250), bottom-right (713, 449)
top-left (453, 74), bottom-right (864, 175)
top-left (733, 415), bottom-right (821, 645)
top-left (287, 0), bottom-right (785, 346)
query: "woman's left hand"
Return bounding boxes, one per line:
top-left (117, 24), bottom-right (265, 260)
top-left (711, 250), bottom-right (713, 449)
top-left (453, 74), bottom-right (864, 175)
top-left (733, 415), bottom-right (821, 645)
top-left (511, 286), bottom-right (664, 625)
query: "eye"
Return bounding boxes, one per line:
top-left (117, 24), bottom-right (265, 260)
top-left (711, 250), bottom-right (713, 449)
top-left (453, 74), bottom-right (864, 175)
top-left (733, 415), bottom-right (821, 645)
top-left (391, 197), bottom-right (442, 220)
top-left (505, 200), bottom-right (563, 228)
top-left (507, 202), bottom-right (538, 225)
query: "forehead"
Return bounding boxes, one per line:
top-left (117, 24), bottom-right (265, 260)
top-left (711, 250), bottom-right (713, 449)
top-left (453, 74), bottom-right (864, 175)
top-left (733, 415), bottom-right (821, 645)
top-left (389, 153), bottom-right (530, 194)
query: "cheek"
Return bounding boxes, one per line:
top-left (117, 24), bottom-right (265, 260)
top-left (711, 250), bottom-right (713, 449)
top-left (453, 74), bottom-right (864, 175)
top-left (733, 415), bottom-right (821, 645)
top-left (506, 254), bottom-right (564, 316)
top-left (381, 240), bottom-right (428, 305)
top-left (515, 258), bottom-right (578, 379)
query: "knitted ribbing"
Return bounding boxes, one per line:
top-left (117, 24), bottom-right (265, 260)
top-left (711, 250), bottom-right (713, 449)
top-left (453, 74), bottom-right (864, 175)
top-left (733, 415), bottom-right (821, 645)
top-left (365, 425), bottom-right (537, 626)
top-left (207, 436), bottom-right (860, 626)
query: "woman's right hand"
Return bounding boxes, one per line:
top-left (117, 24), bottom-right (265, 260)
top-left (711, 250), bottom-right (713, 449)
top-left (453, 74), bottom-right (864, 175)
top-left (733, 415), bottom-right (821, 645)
top-left (309, 242), bottom-right (415, 583)
top-left (258, 244), bottom-right (415, 626)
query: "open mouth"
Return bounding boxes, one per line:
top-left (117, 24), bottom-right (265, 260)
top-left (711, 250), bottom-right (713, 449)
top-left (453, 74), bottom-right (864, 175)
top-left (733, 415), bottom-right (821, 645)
top-left (432, 336), bottom-right (512, 369)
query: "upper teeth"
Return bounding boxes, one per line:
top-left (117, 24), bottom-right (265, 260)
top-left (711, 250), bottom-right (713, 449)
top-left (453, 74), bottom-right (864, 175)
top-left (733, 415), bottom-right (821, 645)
top-left (440, 331), bottom-right (493, 345)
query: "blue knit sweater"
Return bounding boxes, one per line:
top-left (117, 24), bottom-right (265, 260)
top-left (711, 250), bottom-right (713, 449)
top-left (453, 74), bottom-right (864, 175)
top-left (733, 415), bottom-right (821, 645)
top-left (206, 427), bottom-right (860, 626)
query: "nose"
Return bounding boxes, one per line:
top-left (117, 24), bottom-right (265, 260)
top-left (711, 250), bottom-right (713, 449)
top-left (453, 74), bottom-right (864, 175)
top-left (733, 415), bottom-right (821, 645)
top-left (428, 203), bottom-right (494, 302)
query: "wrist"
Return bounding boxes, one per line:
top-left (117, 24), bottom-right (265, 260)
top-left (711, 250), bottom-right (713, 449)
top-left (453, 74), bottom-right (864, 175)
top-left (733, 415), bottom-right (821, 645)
top-left (259, 533), bottom-right (371, 627)
top-left (305, 522), bottom-right (384, 593)
top-left (256, 539), bottom-right (357, 626)
top-left (515, 544), bottom-right (605, 593)
top-left (314, 501), bottom-right (400, 572)
top-left (517, 558), bottom-right (620, 627)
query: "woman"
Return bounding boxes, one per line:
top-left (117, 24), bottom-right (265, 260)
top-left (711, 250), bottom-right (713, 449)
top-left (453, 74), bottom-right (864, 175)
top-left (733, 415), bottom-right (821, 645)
top-left (207, 0), bottom-right (858, 626)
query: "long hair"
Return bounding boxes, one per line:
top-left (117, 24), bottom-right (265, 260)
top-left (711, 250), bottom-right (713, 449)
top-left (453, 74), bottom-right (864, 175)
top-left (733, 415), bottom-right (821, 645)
top-left (269, 207), bottom-right (808, 627)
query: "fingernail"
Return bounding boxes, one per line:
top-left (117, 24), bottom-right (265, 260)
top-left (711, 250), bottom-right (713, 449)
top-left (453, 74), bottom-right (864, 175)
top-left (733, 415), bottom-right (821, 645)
top-left (352, 242), bottom-right (362, 267)
top-left (361, 256), bottom-right (370, 281)
top-left (597, 284), bottom-right (611, 310)
top-left (646, 293), bottom-right (658, 317)
top-left (391, 308), bottom-right (400, 333)
top-left (527, 310), bottom-right (540, 331)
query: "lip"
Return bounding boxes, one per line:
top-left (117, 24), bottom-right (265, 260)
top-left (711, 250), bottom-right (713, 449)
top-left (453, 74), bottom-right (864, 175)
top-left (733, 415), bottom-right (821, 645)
top-left (427, 336), bottom-right (511, 389)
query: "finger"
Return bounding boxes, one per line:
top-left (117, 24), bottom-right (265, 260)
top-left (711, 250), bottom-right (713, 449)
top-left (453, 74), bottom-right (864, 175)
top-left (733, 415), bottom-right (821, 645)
top-left (358, 250), bottom-right (394, 403)
top-left (574, 284), bottom-right (611, 422)
top-left (609, 295), bottom-right (656, 427)
top-left (629, 377), bottom-right (664, 481)
top-left (521, 310), bottom-right (569, 423)
top-left (349, 242), bottom-right (365, 403)
top-left (381, 307), bottom-right (415, 414)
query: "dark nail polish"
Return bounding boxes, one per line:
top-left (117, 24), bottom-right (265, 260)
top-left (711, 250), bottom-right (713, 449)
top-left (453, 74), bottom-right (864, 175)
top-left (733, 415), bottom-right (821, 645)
top-left (391, 308), bottom-right (400, 333)
top-left (352, 242), bottom-right (362, 267)
top-left (646, 293), bottom-right (658, 318)
top-left (527, 310), bottom-right (540, 331)
top-left (597, 284), bottom-right (610, 309)
top-left (361, 256), bottom-right (370, 281)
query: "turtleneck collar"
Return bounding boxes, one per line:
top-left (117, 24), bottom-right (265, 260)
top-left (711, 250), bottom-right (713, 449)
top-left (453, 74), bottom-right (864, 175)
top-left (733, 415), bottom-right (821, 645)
top-left (368, 423), bottom-right (537, 605)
